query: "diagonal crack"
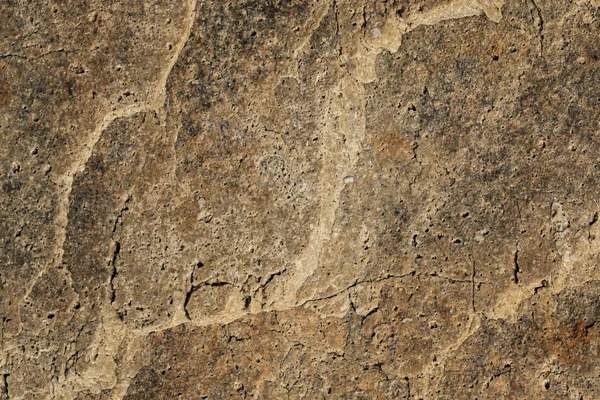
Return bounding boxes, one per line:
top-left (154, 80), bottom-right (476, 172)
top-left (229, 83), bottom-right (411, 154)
top-left (299, 271), bottom-right (416, 306)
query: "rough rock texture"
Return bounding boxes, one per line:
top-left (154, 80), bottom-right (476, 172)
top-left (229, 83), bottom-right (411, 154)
top-left (2, 0), bottom-right (600, 398)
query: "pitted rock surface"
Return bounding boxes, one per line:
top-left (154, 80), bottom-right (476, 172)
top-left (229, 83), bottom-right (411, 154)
top-left (2, 0), bottom-right (600, 399)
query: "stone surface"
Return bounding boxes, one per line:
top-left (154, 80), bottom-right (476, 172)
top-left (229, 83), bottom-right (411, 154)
top-left (2, 0), bottom-right (600, 398)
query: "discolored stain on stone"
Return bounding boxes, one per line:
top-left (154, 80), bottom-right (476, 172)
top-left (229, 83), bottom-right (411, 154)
top-left (0, 80), bottom-right (10, 106)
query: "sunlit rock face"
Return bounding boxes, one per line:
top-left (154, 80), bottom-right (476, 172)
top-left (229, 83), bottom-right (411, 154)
top-left (2, 0), bottom-right (600, 399)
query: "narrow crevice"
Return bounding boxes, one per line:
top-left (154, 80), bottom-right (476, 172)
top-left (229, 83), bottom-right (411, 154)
top-left (0, 53), bottom-right (26, 60)
top-left (207, 281), bottom-right (232, 287)
top-left (534, 279), bottom-right (548, 294)
top-left (255, 267), bottom-right (286, 295)
top-left (183, 284), bottom-right (195, 321)
top-left (585, 321), bottom-right (597, 336)
top-left (243, 296), bottom-right (252, 310)
top-left (183, 262), bottom-right (240, 320)
top-left (2, 373), bottom-right (8, 399)
top-left (588, 212), bottom-right (598, 240)
top-left (183, 261), bottom-right (203, 320)
top-left (109, 241), bottom-right (121, 304)
top-left (183, 278), bottom-right (235, 318)
top-left (360, 306), bottom-right (379, 325)
top-left (590, 212), bottom-right (598, 226)
top-left (411, 141), bottom-right (422, 165)
top-left (64, 350), bottom-right (80, 377)
top-left (361, 5), bottom-right (367, 37)
top-left (513, 243), bottom-right (521, 285)
top-left (471, 259), bottom-right (476, 312)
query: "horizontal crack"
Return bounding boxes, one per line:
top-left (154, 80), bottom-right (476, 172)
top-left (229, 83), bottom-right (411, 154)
top-left (300, 271), bottom-right (416, 306)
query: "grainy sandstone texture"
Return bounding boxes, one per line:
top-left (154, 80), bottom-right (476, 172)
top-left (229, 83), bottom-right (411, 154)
top-left (2, 0), bottom-right (600, 398)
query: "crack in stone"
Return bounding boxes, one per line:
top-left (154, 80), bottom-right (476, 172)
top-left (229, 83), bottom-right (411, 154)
top-left (46, 1), bottom-right (199, 399)
top-left (2, 374), bottom-right (9, 400)
top-left (299, 271), bottom-right (416, 306)
top-left (108, 241), bottom-right (121, 306)
top-left (281, 73), bottom-right (366, 307)
top-left (27, 1), bottom-right (600, 399)
top-left (529, 0), bottom-right (545, 56)
top-left (513, 241), bottom-right (521, 285)
top-left (274, 0), bottom-right (507, 309)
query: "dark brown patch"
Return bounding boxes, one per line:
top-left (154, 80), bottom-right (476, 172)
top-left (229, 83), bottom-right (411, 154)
top-left (550, 318), bottom-right (598, 367)
top-left (0, 80), bottom-right (10, 106)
